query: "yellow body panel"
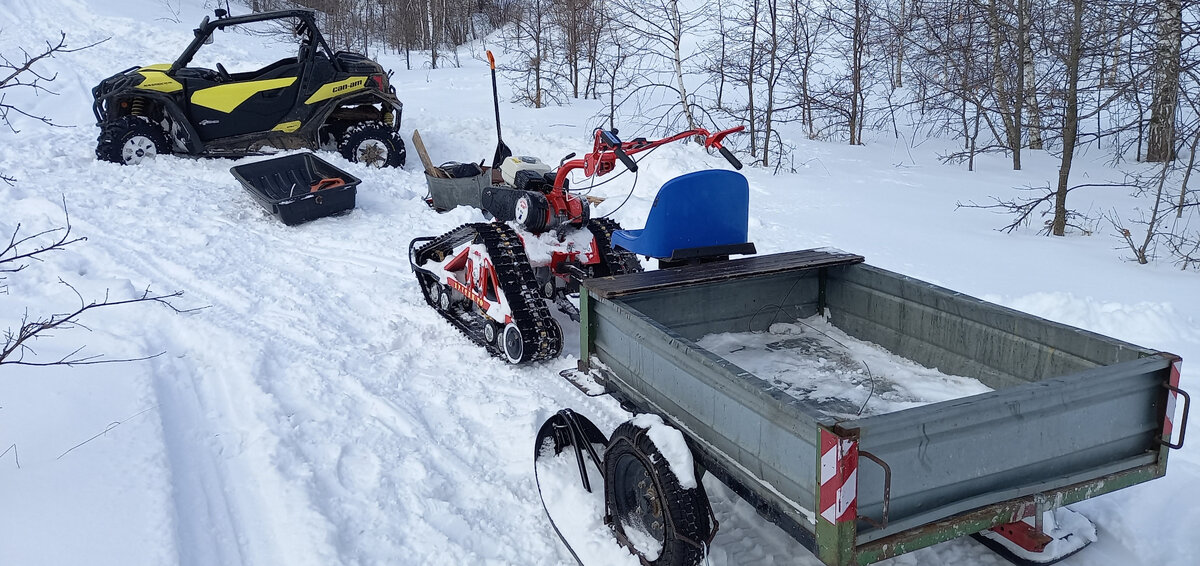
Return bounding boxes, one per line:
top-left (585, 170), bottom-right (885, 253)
top-left (304, 76), bottom-right (368, 105)
top-left (139, 64), bottom-right (172, 71)
top-left (136, 70), bottom-right (182, 93)
top-left (272, 121), bottom-right (302, 133)
top-left (191, 77), bottom-right (298, 113)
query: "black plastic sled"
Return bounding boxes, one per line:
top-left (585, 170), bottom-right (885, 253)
top-left (230, 152), bottom-right (361, 226)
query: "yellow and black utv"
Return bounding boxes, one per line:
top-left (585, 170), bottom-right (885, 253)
top-left (92, 8), bottom-right (405, 167)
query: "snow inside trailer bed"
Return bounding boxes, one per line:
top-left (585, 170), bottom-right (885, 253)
top-left (695, 316), bottom-right (995, 419)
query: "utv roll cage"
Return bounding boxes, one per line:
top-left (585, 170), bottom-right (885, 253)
top-left (169, 9), bottom-right (334, 75)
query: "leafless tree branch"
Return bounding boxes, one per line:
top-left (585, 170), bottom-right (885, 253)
top-left (0, 196), bottom-right (87, 275)
top-left (0, 281), bottom-right (199, 367)
top-left (0, 32), bottom-right (107, 133)
top-left (958, 182), bottom-right (1128, 234)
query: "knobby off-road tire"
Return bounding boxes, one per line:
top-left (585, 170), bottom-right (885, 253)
top-left (339, 121), bottom-right (406, 168)
top-left (96, 115), bottom-right (170, 165)
top-left (604, 421), bottom-right (711, 566)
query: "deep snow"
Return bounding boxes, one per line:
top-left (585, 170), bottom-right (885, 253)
top-left (1, 1), bottom-right (1198, 565)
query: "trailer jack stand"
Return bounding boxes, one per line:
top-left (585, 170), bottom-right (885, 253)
top-left (991, 520), bottom-right (1053, 553)
top-left (974, 508), bottom-right (1096, 565)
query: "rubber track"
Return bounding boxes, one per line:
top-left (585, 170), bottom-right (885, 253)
top-left (413, 222), bottom-right (562, 363)
top-left (586, 218), bottom-right (644, 277)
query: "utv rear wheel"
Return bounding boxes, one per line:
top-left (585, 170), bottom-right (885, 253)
top-left (339, 122), bottom-right (406, 168)
top-left (96, 115), bottom-right (169, 165)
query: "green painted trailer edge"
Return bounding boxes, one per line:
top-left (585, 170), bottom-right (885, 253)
top-left (818, 518), bottom-right (857, 565)
top-left (847, 461), bottom-right (1166, 566)
top-left (578, 290), bottom-right (592, 369)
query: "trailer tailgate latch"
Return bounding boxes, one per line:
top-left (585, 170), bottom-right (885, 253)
top-left (858, 449), bottom-right (891, 529)
top-left (1159, 383), bottom-right (1190, 450)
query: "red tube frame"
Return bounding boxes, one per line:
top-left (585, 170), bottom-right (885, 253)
top-left (550, 126), bottom-right (745, 196)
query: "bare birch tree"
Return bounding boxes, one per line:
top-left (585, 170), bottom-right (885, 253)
top-left (1147, 0), bottom-right (1182, 161)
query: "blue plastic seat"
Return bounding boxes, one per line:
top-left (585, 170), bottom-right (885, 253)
top-left (611, 169), bottom-right (751, 259)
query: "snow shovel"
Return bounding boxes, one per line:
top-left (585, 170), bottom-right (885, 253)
top-left (487, 50), bottom-right (513, 170)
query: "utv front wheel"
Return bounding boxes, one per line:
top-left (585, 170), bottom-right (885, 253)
top-left (96, 115), bottom-right (169, 165)
top-left (339, 122), bottom-right (406, 168)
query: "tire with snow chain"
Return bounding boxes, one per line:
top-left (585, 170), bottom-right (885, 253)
top-left (96, 115), bottom-right (169, 165)
top-left (339, 121), bottom-right (406, 168)
top-left (604, 421), bottom-right (711, 566)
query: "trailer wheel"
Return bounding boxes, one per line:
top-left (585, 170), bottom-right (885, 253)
top-left (502, 323), bottom-right (524, 363)
top-left (604, 422), bottom-right (711, 566)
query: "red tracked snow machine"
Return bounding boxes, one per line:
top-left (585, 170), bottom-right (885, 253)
top-left (408, 125), bottom-right (747, 364)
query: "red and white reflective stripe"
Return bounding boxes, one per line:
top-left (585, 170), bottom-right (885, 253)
top-left (1165, 360), bottom-right (1183, 441)
top-left (819, 429), bottom-right (858, 525)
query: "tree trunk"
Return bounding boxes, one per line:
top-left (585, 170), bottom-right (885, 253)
top-left (987, 0), bottom-right (1020, 170)
top-left (1052, 0), bottom-right (1083, 237)
top-left (1147, 0), bottom-right (1182, 162)
top-left (535, 8), bottom-right (544, 109)
top-left (669, 0), bottom-right (699, 131)
top-left (1136, 161), bottom-right (1173, 263)
top-left (1020, 0), bottom-right (1042, 150)
top-left (1180, 131), bottom-right (1199, 218)
top-left (748, 0), bottom-right (760, 157)
top-left (427, 0), bottom-right (438, 69)
top-left (716, 0), bottom-right (727, 107)
top-left (763, 0), bottom-right (779, 166)
top-left (803, 52), bottom-right (814, 139)
top-left (850, 0), bottom-right (865, 145)
top-left (895, 0), bottom-right (905, 88)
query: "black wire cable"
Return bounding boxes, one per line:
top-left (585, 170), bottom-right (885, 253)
top-left (561, 143), bottom-right (666, 196)
top-left (576, 144), bottom-right (665, 219)
top-left (598, 169), bottom-right (640, 219)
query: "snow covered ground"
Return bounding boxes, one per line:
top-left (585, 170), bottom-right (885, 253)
top-left (1, 1), bottom-right (1198, 565)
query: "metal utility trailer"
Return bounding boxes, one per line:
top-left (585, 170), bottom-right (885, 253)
top-left (575, 248), bottom-right (1187, 565)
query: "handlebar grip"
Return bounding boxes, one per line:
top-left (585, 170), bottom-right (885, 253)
top-left (614, 146), bottom-right (638, 173)
top-left (719, 146), bottom-right (743, 170)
